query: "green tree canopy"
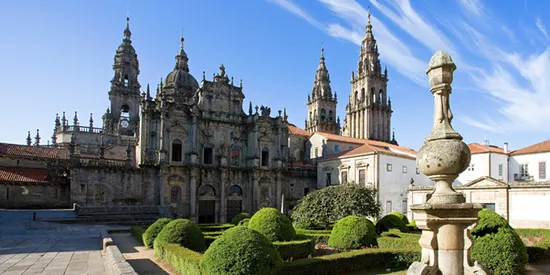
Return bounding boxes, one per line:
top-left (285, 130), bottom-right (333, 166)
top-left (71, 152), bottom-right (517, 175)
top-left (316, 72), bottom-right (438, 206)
top-left (291, 183), bottom-right (381, 229)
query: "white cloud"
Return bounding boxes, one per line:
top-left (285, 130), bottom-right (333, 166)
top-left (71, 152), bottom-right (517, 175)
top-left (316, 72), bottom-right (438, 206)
top-left (268, 0), bottom-right (324, 30)
top-left (457, 0), bottom-right (483, 17)
top-left (536, 18), bottom-right (550, 40)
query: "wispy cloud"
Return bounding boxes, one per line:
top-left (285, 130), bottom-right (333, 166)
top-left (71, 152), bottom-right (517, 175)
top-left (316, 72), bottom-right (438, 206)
top-left (457, 0), bottom-right (483, 17)
top-left (536, 18), bottom-right (550, 40)
top-left (268, 0), bottom-right (324, 30)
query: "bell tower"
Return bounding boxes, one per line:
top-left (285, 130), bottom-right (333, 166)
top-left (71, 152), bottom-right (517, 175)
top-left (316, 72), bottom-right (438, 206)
top-left (342, 12), bottom-right (392, 142)
top-left (305, 48), bottom-right (339, 135)
top-left (105, 17), bottom-right (141, 136)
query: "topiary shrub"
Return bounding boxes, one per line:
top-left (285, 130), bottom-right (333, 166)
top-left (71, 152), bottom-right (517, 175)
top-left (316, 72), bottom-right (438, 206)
top-left (142, 218), bottom-right (172, 248)
top-left (201, 226), bottom-right (282, 275)
top-left (248, 208), bottom-right (296, 242)
top-left (407, 220), bottom-right (419, 231)
top-left (230, 212), bottom-right (251, 225)
top-left (156, 219), bottom-right (205, 252)
top-left (238, 218), bottom-right (250, 227)
top-left (376, 214), bottom-right (408, 234)
top-left (389, 211), bottom-right (409, 225)
top-left (471, 209), bottom-right (527, 275)
top-left (328, 216), bottom-right (377, 250)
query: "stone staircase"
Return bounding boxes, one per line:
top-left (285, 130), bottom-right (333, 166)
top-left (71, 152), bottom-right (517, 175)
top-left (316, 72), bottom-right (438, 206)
top-left (40, 205), bottom-right (172, 226)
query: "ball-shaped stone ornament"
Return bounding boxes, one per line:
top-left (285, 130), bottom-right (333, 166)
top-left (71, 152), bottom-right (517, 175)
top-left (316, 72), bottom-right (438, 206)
top-left (426, 51), bottom-right (456, 88)
top-left (416, 139), bottom-right (471, 177)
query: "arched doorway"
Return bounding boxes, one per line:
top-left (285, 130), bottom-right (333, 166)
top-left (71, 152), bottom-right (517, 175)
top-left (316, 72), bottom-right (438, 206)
top-left (227, 185), bottom-right (243, 222)
top-left (198, 185), bottom-right (216, 223)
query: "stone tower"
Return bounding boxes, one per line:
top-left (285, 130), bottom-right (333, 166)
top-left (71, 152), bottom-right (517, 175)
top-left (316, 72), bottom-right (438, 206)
top-left (305, 48), bottom-right (340, 135)
top-left (342, 13), bottom-right (392, 142)
top-left (103, 17), bottom-right (141, 136)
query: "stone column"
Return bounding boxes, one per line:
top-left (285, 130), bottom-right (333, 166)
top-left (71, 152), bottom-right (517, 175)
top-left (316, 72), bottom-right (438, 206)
top-left (407, 51), bottom-right (489, 275)
top-left (189, 167), bottom-right (198, 222)
top-left (359, 111), bottom-right (364, 139)
top-left (220, 169), bottom-right (227, 223)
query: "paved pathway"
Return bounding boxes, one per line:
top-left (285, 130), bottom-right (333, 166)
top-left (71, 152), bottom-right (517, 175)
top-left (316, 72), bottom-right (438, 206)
top-left (111, 233), bottom-right (175, 275)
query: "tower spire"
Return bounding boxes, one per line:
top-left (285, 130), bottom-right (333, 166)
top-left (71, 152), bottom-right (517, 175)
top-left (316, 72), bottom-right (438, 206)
top-left (34, 129), bottom-right (41, 146)
top-left (124, 16), bottom-right (132, 42)
top-left (174, 36), bottom-right (190, 72)
top-left (26, 131), bottom-right (32, 146)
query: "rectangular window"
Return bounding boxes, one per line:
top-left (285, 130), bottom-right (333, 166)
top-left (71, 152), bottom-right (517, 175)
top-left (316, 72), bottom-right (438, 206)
top-left (341, 171), bottom-right (348, 183)
top-left (483, 203), bottom-right (496, 212)
top-left (358, 169), bottom-right (366, 185)
top-left (204, 146), bottom-right (213, 165)
top-left (402, 199), bottom-right (408, 214)
top-left (386, 201), bottom-right (392, 215)
top-left (386, 163), bottom-right (392, 172)
top-left (334, 144), bottom-right (339, 153)
top-left (520, 163), bottom-right (529, 178)
top-left (498, 164), bottom-right (503, 177)
top-left (539, 162), bottom-right (546, 179)
top-left (402, 166), bottom-right (407, 173)
top-left (304, 188), bottom-right (310, 196)
top-left (326, 172), bottom-right (332, 186)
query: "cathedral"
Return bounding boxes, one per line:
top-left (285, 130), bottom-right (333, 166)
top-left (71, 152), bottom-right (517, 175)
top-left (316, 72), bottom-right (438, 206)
top-left (1, 13), bottom-right (406, 221)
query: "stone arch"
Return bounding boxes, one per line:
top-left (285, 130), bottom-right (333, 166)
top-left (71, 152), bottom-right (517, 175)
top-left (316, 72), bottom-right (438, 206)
top-left (198, 184), bottom-right (216, 223)
top-left (230, 144), bottom-right (240, 166)
top-left (361, 88), bottom-right (366, 101)
top-left (294, 149), bottom-right (304, 161)
top-left (227, 184), bottom-right (243, 222)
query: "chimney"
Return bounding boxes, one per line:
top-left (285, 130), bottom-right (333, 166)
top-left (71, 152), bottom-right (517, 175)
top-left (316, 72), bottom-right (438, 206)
top-left (504, 142), bottom-right (509, 154)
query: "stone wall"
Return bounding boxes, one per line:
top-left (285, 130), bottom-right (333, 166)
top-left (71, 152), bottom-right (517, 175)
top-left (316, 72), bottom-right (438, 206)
top-left (0, 183), bottom-right (71, 209)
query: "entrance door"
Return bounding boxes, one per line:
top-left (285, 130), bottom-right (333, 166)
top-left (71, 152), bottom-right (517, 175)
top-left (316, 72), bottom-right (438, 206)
top-left (199, 200), bottom-right (215, 223)
top-left (226, 200), bottom-right (242, 222)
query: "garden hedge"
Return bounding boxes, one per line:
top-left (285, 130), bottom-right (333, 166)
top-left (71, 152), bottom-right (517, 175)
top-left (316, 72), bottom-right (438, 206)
top-left (328, 216), bottom-right (377, 250)
top-left (230, 212), bottom-right (251, 225)
top-left (238, 218), bottom-right (250, 227)
top-left (375, 214), bottom-right (408, 234)
top-left (276, 248), bottom-right (420, 275)
top-left (198, 223), bottom-right (234, 232)
top-left (142, 218), bottom-right (171, 248)
top-left (471, 209), bottom-right (527, 275)
top-left (130, 226), bottom-right (148, 244)
top-left (389, 211), bottom-right (409, 225)
top-left (248, 207), bottom-right (296, 242)
top-left (154, 239), bottom-right (202, 275)
top-left (201, 226), bottom-right (283, 275)
top-left (156, 219), bottom-right (205, 252)
top-left (273, 235), bottom-right (315, 260)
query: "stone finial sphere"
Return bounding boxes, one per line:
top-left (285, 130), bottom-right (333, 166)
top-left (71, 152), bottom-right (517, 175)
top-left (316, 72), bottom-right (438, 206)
top-left (426, 51), bottom-right (456, 88)
top-left (417, 139), bottom-right (471, 177)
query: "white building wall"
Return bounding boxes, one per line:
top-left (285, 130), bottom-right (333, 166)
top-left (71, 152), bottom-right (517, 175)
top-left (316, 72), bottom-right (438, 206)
top-left (456, 153), bottom-right (489, 184)
top-left (490, 153), bottom-right (508, 182)
top-left (509, 152), bottom-right (550, 182)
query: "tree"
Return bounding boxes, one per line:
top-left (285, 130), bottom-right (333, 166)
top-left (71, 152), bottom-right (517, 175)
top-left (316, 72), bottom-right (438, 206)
top-left (291, 183), bottom-right (381, 229)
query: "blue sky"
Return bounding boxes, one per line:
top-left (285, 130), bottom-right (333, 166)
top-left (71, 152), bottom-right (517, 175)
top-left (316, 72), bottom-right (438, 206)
top-left (0, 0), bottom-right (549, 151)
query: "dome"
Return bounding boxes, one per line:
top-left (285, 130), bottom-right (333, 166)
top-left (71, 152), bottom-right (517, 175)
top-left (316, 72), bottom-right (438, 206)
top-left (164, 69), bottom-right (199, 97)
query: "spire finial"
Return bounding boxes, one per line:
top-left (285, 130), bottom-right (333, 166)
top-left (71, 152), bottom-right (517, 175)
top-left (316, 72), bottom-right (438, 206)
top-left (124, 16), bottom-right (131, 41)
top-left (89, 113), bottom-right (94, 129)
top-left (321, 41), bottom-right (324, 58)
top-left (367, 5), bottom-right (371, 25)
top-left (180, 36), bottom-right (184, 49)
top-left (26, 131), bottom-right (32, 146)
top-left (34, 129), bottom-right (41, 146)
top-left (74, 111), bottom-right (79, 126)
top-left (249, 101), bottom-right (253, 115)
top-left (146, 83), bottom-right (151, 98)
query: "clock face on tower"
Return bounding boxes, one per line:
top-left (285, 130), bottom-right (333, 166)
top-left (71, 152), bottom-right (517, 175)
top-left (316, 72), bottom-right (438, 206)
top-left (120, 120), bottom-right (129, 128)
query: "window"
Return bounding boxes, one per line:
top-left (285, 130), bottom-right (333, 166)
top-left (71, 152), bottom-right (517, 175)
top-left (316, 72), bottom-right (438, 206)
top-left (328, 110), bottom-right (333, 121)
top-left (386, 163), bottom-right (392, 172)
top-left (171, 186), bottom-right (180, 203)
top-left (498, 164), bottom-right (503, 177)
top-left (361, 88), bottom-right (365, 101)
top-left (467, 164), bottom-right (475, 171)
top-left (379, 90), bottom-right (383, 104)
top-left (231, 145), bottom-right (240, 166)
top-left (321, 109), bottom-right (326, 122)
top-left (261, 147), bottom-right (269, 167)
top-left (483, 203), bottom-right (495, 212)
top-left (540, 162), bottom-right (546, 179)
top-left (341, 171), bottom-right (348, 183)
top-left (123, 75), bottom-right (129, 87)
top-left (402, 166), bottom-right (408, 173)
top-left (358, 169), bottom-right (366, 186)
top-left (334, 144), bottom-right (339, 153)
top-left (520, 163), bottom-right (529, 178)
top-left (6, 187), bottom-right (9, 200)
top-left (203, 144), bottom-right (213, 164)
top-left (385, 200), bottom-right (392, 215)
top-left (171, 139), bottom-right (182, 162)
top-left (326, 172), bottom-right (332, 186)
top-left (304, 188), bottom-right (310, 196)
top-left (402, 199), bottom-right (407, 214)
top-left (315, 148), bottom-right (319, 158)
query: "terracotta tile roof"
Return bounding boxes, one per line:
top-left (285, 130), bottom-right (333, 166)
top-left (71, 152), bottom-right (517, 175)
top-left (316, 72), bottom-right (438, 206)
top-left (314, 132), bottom-right (365, 145)
top-left (0, 167), bottom-right (48, 183)
top-left (511, 139), bottom-right (550, 156)
top-left (0, 143), bottom-right (68, 160)
top-left (290, 161), bottom-right (314, 167)
top-left (468, 143), bottom-right (505, 154)
top-left (288, 124), bottom-right (312, 138)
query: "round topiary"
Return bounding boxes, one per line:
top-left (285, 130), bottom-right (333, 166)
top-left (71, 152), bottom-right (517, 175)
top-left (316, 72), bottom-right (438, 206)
top-left (155, 219), bottom-right (205, 252)
top-left (230, 212), bottom-right (252, 225)
top-left (328, 216), bottom-right (377, 249)
top-left (471, 209), bottom-right (527, 275)
top-left (248, 208), bottom-right (296, 242)
top-left (142, 218), bottom-right (172, 248)
top-left (389, 211), bottom-right (409, 225)
top-left (238, 218), bottom-right (250, 227)
top-left (376, 214), bottom-right (408, 234)
top-left (201, 226), bottom-right (283, 275)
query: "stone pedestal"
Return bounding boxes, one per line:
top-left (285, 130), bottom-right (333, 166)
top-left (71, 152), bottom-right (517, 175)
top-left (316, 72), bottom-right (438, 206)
top-left (408, 203), bottom-right (488, 275)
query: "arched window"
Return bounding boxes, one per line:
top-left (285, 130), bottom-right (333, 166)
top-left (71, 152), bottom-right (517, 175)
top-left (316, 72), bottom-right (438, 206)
top-left (231, 145), bottom-right (240, 166)
top-left (328, 110), bottom-right (333, 121)
top-left (361, 88), bottom-right (366, 102)
top-left (261, 147), bottom-right (269, 167)
top-left (228, 185), bottom-right (243, 197)
top-left (203, 143), bottom-right (213, 165)
top-left (355, 91), bottom-right (359, 102)
top-left (120, 105), bottom-right (130, 121)
top-left (371, 88), bottom-right (376, 104)
top-left (171, 139), bottom-right (182, 162)
top-left (123, 75), bottom-right (129, 87)
top-left (379, 89), bottom-right (383, 105)
top-left (320, 109), bottom-right (326, 122)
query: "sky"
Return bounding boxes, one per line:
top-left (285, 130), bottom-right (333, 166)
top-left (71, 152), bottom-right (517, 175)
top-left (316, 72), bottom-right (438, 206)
top-left (0, 0), bottom-right (549, 151)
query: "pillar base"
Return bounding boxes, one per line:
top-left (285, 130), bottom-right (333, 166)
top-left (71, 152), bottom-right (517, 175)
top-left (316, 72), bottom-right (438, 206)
top-left (407, 203), bottom-right (490, 275)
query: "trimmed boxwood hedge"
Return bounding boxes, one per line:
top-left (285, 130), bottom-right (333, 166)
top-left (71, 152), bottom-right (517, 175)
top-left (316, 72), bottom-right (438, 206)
top-left (156, 219), bottom-right (205, 252)
top-left (238, 218), bottom-right (250, 227)
top-left (328, 216), bottom-right (377, 250)
top-left (201, 226), bottom-right (283, 275)
top-left (130, 226), bottom-right (148, 244)
top-left (276, 248), bottom-right (420, 275)
top-left (248, 207), bottom-right (296, 242)
top-left (273, 235), bottom-right (315, 260)
top-left (198, 223), bottom-right (234, 232)
top-left (154, 239), bottom-right (202, 275)
top-left (389, 212), bottom-right (409, 225)
top-left (142, 218), bottom-right (172, 248)
top-left (230, 212), bottom-right (251, 225)
top-left (376, 214), bottom-right (408, 234)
